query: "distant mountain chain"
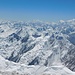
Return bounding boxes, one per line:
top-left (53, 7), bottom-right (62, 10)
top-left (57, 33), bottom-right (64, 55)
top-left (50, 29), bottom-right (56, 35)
top-left (0, 19), bottom-right (75, 75)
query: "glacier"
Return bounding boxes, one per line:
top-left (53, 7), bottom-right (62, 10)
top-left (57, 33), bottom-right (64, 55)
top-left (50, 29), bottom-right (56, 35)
top-left (0, 19), bottom-right (75, 75)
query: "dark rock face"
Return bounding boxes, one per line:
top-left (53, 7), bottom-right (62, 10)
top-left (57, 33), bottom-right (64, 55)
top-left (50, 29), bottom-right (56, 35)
top-left (8, 51), bottom-right (21, 62)
top-left (0, 29), bottom-right (4, 33)
top-left (32, 34), bottom-right (41, 38)
top-left (68, 33), bottom-right (75, 45)
top-left (8, 42), bottom-right (36, 62)
top-left (56, 36), bottom-right (63, 40)
top-left (8, 33), bottom-right (20, 42)
top-left (21, 34), bottom-right (29, 43)
top-left (29, 57), bottom-right (39, 65)
top-left (62, 45), bottom-right (75, 71)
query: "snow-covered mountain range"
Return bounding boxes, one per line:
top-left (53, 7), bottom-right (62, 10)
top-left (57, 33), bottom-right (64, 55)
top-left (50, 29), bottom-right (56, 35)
top-left (0, 19), bottom-right (75, 75)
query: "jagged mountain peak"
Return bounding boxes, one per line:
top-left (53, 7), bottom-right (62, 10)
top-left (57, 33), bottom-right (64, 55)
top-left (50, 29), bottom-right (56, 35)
top-left (0, 19), bottom-right (75, 75)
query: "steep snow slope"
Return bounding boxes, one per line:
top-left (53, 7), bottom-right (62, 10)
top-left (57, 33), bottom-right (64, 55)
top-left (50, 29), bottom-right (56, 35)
top-left (0, 19), bottom-right (75, 74)
top-left (0, 55), bottom-right (75, 75)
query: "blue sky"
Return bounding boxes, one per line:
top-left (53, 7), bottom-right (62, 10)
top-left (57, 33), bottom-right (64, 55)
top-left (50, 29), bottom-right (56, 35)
top-left (0, 0), bottom-right (75, 22)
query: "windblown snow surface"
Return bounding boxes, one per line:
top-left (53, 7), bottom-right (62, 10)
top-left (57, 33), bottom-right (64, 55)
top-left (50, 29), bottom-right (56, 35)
top-left (0, 19), bottom-right (75, 75)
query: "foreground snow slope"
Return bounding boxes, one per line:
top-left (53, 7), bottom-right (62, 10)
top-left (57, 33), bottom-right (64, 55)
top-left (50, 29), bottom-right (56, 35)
top-left (0, 19), bottom-right (75, 74)
top-left (0, 55), bottom-right (75, 75)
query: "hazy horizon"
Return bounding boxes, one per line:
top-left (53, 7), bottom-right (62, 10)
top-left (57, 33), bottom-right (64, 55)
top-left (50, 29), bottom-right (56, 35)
top-left (0, 0), bottom-right (75, 22)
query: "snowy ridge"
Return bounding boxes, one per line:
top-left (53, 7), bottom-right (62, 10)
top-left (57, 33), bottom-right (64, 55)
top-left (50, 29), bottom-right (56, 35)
top-left (0, 19), bottom-right (75, 75)
top-left (0, 55), bottom-right (75, 75)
